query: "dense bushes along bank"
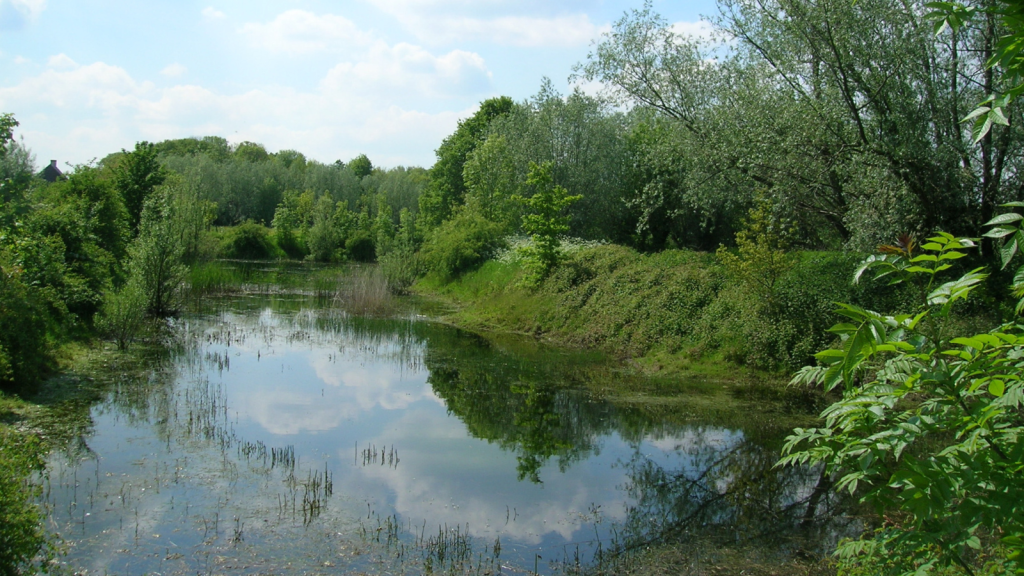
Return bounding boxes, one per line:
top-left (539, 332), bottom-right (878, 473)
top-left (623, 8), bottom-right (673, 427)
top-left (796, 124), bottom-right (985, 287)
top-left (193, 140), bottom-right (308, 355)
top-left (413, 242), bottom-right (943, 375)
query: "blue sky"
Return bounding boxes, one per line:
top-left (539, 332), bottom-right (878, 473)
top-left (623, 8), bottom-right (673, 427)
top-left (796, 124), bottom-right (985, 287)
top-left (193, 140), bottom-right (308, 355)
top-left (0, 0), bottom-right (718, 169)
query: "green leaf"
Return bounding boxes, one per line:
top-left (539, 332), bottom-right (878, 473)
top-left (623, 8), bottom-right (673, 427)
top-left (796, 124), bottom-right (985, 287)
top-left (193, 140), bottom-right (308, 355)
top-left (985, 212), bottom-right (1024, 226)
top-left (951, 337), bottom-right (984, 349)
top-left (1002, 237), bottom-right (1020, 267)
top-left (990, 380), bottom-right (1006, 397)
top-left (984, 226), bottom-right (1017, 239)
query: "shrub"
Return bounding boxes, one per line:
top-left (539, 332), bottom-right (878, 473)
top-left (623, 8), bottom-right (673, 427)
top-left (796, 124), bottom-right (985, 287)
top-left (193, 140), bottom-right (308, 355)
top-left (0, 254), bottom-right (50, 391)
top-left (273, 227), bottom-right (306, 259)
top-left (221, 221), bottom-right (275, 260)
top-left (780, 233), bottom-right (1024, 575)
top-left (0, 426), bottom-right (53, 575)
top-left (346, 231), bottom-right (376, 263)
top-left (513, 161), bottom-right (582, 286)
top-left (419, 211), bottom-right (506, 280)
top-left (95, 279), bottom-right (147, 350)
top-left (379, 246), bottom-right (420, 293)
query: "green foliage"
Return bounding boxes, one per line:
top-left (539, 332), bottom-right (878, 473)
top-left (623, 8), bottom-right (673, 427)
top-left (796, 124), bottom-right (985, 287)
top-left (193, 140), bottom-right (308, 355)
top-left (233, 141), bottom-right (269, 163)
top-left (0, 113), bottom-right (17, 149)
top-left (0, 425), bottom-right (52, 576)
top-left (717, 196), bottom-right (795, 309)
top-left (514, 161), bottom-right (582, 286)
top-left (0, 251), bottom-right (50, 390)
top-left (462, 135), bottom-right (521, 231)
top-left (128, 178), bottom-right (208, 316)
top-left (346, 231), bottom-right (376, 263)
top-left (272, 225), bottom-right (305, 259)
top-left (780, 233), bottom-right (1023, 575)
top-left (379, 247), bottom-right (419, 294)
top-left (927, 0), bottom-right (1024, 142)
top-left (372, 196), bottom-right (395, 257)
top-left (94, 279), bottom-right (147, 350)
top-left (347, 154), bottom-right (373, 179)
top-left (152, 135), bottom-right (230, 160)
top-left (419, 96), bottom-right (515, 228)
top-left (379, 209), bottom-right (421, 293)
top-left (221, 221), bottom-right (275, 260)
top-left (305, 195), bottom-right (340, 262)
top-left (419, 211), bottom-right (506, 280)
top-left (113, 141), bottom-right (166, 233)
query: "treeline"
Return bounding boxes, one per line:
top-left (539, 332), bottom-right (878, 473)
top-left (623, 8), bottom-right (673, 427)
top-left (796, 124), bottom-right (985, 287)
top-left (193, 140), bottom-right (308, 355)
top-left (409, 0), bottom-right (1023, 260)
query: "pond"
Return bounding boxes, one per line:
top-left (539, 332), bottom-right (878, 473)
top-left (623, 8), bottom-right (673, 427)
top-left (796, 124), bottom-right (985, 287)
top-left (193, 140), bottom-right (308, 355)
top-left (41, 264), bottom-right (856, 575)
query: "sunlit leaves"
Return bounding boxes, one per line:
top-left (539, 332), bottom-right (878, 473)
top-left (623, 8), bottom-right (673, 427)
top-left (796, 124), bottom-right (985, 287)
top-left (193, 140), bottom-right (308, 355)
top-left (780, 232), bottom-right (1024, 575)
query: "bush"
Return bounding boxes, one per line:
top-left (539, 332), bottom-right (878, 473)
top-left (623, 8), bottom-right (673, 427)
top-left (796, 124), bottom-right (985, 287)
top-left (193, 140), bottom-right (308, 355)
top-left (419, 211), bottom-right (506, 280)
top-left (0, 255), bottom-right (50, 391)
top-left (0, 426), bottom-right (52, 575)
top-left (221, 221), bottom-right (275, 260)
top-left (346, 231), bottom-right (376, 263)
top-left (95, 279), bottom-right (147, 350)
top-left (273, 227), bottom-right (306, 259)
top-left (379, 246), bottom-right (420, 293)
top-left (780, 234), bottom-right (1024, 575)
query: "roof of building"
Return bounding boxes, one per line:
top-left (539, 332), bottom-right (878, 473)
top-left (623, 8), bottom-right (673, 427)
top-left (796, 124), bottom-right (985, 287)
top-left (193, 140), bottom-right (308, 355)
top-left (39, 160), bottom-right (65, 183)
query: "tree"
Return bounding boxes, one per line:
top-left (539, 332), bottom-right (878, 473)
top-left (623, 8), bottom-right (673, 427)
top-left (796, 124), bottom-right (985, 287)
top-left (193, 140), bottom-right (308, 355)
top-left (575, 0), bottom-right (1024, 250)
top-left (348, 154), bottom-right (373, 179)
top-left (233, 140), bottom-right (269, 163)
top-left (514, 161), bottom-right (582, 286)
top-left (419, 96), bottom-right (515, 228)
top-left (127, 175), bottom-right (204, 316)
top-left (113, 141), bottom-right (166, 233)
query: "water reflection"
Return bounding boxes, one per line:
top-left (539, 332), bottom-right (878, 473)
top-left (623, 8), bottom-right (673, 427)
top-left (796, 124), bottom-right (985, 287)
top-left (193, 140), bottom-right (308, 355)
top-left (40, 291), bottom-right (852, 575)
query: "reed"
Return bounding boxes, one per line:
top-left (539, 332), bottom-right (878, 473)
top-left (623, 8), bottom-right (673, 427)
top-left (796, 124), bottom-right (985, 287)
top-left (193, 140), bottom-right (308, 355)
top-left (334, 266), bottom-right (395, 316)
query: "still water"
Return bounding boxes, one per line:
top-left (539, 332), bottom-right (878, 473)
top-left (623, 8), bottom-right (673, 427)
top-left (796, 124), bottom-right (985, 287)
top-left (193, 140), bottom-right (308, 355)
top-left (43, 282), bottom-right (852, 575)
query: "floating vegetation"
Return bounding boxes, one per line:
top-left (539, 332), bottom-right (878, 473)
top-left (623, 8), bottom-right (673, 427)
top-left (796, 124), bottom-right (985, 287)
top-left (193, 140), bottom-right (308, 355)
top-left (357, 442), bottom-right (399, 469)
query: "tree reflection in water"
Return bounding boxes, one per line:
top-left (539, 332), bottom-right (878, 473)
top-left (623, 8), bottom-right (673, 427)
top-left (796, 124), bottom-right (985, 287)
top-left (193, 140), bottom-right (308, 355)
top-left (424, 331), bottom-right (856, 566)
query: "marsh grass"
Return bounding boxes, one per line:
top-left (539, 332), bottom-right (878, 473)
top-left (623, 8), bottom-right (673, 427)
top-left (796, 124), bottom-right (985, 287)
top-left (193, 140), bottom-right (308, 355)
top-left (335, 266), bottom-right (395, 316)
top-left (187, 261), bottom-right (244, 296)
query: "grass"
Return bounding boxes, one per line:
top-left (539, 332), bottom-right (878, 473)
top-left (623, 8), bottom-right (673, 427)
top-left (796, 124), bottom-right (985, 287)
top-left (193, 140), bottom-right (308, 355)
top-left (335, 266), bottom-right (396, 316)
top-left (413, 243), bottom-right (922, 380)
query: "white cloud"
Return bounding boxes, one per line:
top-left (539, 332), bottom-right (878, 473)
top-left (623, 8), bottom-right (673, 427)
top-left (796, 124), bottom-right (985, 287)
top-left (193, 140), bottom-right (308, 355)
top-left (13, 55), bottom-right (30, 65)
top-left (321, 41), bottom-right (491, 100)
top-left (47, 53), bottom-right (78, 70)
top-left (364, 0), bottom-right (606, 47)
top-left (160, 63), bottom-right (187, 77)
top-left (0, 49), bottom-right (482, 174)
top-left (201, 6), bottom-right (225, 21)
top-left (240, 10), bottom-right (374, 55)
top-left (420, 14), bottom-right (607, 47)
top-left (0, 0), bottom-right (46, 29)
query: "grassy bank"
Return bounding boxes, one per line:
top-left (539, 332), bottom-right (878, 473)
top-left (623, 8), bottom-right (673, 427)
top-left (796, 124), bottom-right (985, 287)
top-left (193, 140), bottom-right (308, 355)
top-left (414, 243), bottom-right (916, 380)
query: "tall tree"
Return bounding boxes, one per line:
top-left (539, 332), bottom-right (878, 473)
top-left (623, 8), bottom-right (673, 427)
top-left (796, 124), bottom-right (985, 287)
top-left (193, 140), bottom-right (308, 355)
top-left (419, 96), bottom-right (515, 228)
top-left (114, 141), bottom-right (166, 234)
top-left (348, 154), bottom-right (373, 179)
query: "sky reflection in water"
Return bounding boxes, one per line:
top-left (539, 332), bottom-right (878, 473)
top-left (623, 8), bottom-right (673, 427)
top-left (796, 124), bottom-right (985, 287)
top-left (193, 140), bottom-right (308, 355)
top-left (43, 294), bottom-right (846, 575)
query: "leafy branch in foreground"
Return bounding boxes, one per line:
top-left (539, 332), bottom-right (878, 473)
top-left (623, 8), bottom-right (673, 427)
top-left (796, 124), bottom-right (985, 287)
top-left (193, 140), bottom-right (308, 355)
top-left (780, 229), bottom-right (1023, 575)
